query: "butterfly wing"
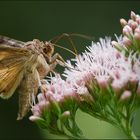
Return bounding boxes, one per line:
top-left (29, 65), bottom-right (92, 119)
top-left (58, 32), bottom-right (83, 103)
top-left (0, 35), bottom-right (25, 48)
top-left (0, 45), bottom-right (32, 99)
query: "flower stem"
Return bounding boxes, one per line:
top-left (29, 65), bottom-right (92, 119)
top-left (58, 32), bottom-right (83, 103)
top-left (121, 126), bottom-right (137, 139)
top-left (128, 132), bottom-right (137, 140)
top-left (104, 102), bottom-right (137, 139)
top-left (120, 120), bottom-right (137, 140)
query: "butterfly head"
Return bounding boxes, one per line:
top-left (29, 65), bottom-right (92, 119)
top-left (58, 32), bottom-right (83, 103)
top-left (43, 41), bottom-right (54, 59)
top-left (26, 39), bottom-right (54, 63)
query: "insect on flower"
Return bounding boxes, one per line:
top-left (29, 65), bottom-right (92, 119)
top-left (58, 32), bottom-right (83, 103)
top-left (0, 35), bottom-right (71, 120)
top-left (0, 34), bottom-right (93, 120)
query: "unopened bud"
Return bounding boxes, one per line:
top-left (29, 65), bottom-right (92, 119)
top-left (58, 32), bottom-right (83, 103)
top-left (111, 80), bottom-right (123, 96)
top-left (120, 18), bottom-right (127, 27)
top-left (123, 25), bottom-right (133, 36)
top-left (111, 41), bottom-right (120, 47)
top-left (135, 26), bottom-right (140, 34)
top-left (131, 11), bottom-right (136, 21)
top-left (122, 36), bottom-right (132, 46)
top-left (120, 90), bottom-right (131, 100)
top-left (59, 111), bottom-right (71, 124)
top-left (29, 116), bottom-right (42, 122)
top-left (128, 19), bottom-right (133, 26)
top-left (63, 111), bottom-right (70, 117)
top-left (134, 32), bottom-right (140, 41)
top-left (129, 21), bottom-right (138, 30)
top-left (136, 17), bottom-right (140, 24)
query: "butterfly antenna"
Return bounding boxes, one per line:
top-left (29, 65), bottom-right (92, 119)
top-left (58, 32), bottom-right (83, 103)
top-left (49, 33), bottom-right (78, 56)
top-left (68, 33), bottom-right (95, 40)
top-left (49, 33), bottom-right (94, 56)
top-left (51, 43), bottom-right (77, 56)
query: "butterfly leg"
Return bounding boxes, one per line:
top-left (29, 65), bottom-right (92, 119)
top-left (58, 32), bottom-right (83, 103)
top-left (17, 70), bottom-right (39, 120)
top-left (49, 53), bottom-right (65, 69)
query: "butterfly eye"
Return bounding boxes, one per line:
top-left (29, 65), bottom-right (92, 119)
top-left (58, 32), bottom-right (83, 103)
top-left (43, 48), bottom-right (48, 54)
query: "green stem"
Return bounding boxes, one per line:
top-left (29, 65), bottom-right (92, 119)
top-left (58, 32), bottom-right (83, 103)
top-left (128, 132), bottom-right (137, 140)
top-left (123, 101), bottom-right (137, 139)
top-left (120, 123), bottom-right (137, 140)
top-left (106, 102), bottom-right (137, 139)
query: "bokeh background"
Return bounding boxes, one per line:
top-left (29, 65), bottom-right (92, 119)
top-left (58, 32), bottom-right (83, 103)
top-left (0, 0), bottom-right (140, 139)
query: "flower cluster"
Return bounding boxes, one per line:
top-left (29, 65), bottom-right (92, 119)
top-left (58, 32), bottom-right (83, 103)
top-left (29, 11), bottom-right (140, 139)
top-left (29, 75), bottom-right (83, 138)
top-left (112, 11), bottom-right (140, 52)
top-left (63, 38), bottom-right (140, 132)
top-left (64, 38), bottom-right (138, 100)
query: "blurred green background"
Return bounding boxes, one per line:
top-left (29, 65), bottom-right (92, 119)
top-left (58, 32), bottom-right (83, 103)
top-left (0, 1), bottom-right (140, 139)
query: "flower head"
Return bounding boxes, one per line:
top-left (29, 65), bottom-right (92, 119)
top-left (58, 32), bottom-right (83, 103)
top-left (30, 74), bottom-right (79, 118)
top-left (29, 74), bottom-right (82, 138)
top-left (62, 37), bottom-right (140, 140)
top-left (64, 38), bottom-right (139, 98)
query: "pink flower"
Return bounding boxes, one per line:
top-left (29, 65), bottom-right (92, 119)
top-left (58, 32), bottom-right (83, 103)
top-left (63, 38), bottom-right (139, 99)
top-left (30, 74), bottom-right (79, 119)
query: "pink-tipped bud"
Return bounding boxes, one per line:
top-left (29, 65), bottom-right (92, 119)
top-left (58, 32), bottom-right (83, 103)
top-left (131, 11), bottom-right (136, 21)
top-left (120, 18), bottom-right (127, 27)
top-left (63, 111), bottom-right (70, 117)
top-left (123, 25), bottom-right (133, 36)
top-left (134, 26), bottom-right (140, 34)
top-left (111, 41), bottom-right (119, 47)
top-left (122, 36), bottom-right (132, 46)
top-left (136, 14), bottom-right (140, 18)
top-left (29, 116), bottom-right (41, 122)
top-left (134, 32), bottom-right (140, 41)
top-left (128, 21), bottom-right (138, 30)
top-left (96, 77), bottom-right (108, 90)
top-left (136, 17), bottom-right (140, 24)
top-left (128, 19), bottom-right (133, 25)
top-left (111, 80), bottom-right (122, 96)
top-left (120, 90), bottom-right (131, 100)
top-left (59, 111), bottom-right (71, 122)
